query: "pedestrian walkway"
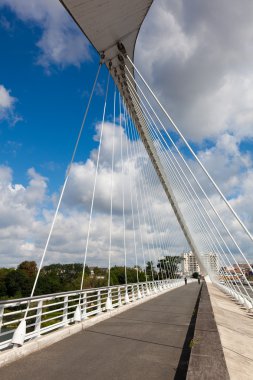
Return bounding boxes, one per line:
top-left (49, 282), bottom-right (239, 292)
top-left (0, 282), bottom-right (201, 380)
top-left (207, 282), bottom-right (253, 380)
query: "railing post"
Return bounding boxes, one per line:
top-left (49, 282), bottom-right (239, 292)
top-left (141, 283), bottom-right (145, 298)
top-left (118, 287), bottom-right (122, 307)
top-left (146, 283), bottom-right (150, 296)
top-left (63, 295), bottom-right (69, 326)
top-left (131, 285), bottom-right (135, 301)
top-left (0, 306), bottom-right (4, 333)
top-left (97, 290), bottom-right (102, 314)
top-left (12, 318), bottom-right (26, 347)
top-left (82, 293), bottom-right (87, 319)
top-left (137, 284), bottom-right (142, 299)
top-left (35, 300), bottom-right (43, 336)
top-left (106, 288), bottom-right (113, 310)
top-left (124, 286), bottom-right (130, 304)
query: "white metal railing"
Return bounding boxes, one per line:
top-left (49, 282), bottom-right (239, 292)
top-left (0, 278), bottom-right (189, 350)
top-left (215, 281), bottom-right (253, 311)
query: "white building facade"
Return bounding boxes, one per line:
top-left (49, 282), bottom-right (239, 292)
top-left (182, 252), bottom-right (200, 275)
top-left (182, 251), bottom-right (219, 276)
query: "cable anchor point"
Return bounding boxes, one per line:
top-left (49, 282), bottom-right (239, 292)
top-left (117, 41), bottom-right (127, 57)
top-left (100, 51), bottom-right (105, 64)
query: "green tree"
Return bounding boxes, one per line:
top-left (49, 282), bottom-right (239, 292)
top-left (107, 266), bottom-right (146, 286)
top-left (157, 256), bottom-right (182, 278)
top-left (5, 269), bottom-right (33, 297)
top-left (36, 273), bottom-right (62, 295)
top-left (93, 267), bottom-right (106, 276)
top-left (35, 263), bottom-right (91, 294)
top-left (0, 268), bottom-right (12, 298)
top-left (18, 261), bottom-right (37, 278)
top-left (192, 272), bottom-right (199, 279)
top-left (146, 261), bottom-right (157, 280)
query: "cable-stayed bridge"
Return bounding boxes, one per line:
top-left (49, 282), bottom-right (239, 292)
top-left (0, 1), bottom-right (253, 378)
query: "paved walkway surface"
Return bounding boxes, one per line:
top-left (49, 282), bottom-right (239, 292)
top-left (0, 283), bottom-right (201, 380)
top-left (207, 282), bottom-right (253, 380)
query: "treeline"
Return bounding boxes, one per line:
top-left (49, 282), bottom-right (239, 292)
top-left (0, 261), bottom-right (147, 299)
top-left (0, 256), bottom-right (182, 300)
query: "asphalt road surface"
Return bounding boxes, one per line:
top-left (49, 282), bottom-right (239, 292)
top-left (0, 282), bottom-right (201, 380)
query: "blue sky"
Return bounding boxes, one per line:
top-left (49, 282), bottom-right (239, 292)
top-left (0, 7), bottom-right (110, 192)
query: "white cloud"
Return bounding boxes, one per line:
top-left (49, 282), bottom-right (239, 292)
top-left (194, 133), bottom-right (251, 197)
top-left (0, 121), bottom-right (253, 272)
top-left (0, 165), bottom-right (48, 266)
top-left (0, 84), bottom-right (15, 109)
top-left (0, 0), bottom-right (91, 69)
top-left (0, 123), bottom-right (189, 268)
top-left (132, 0), bottom-right (253, 266)
top-left (136, 0), bottom-right (253, 142)
top-left (0, 84), bottom-right (21, 126)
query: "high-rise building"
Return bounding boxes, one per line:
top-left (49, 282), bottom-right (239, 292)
top-left (182, 251), bottom-right (200, 275)
top-left (182, 251), bottom-right (219, 275)
top-left (201, 252), bottom-right (219, 274)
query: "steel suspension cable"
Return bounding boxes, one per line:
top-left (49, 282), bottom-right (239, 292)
top-left (80, 68), bottom-right (111, 291)
top-left (126, 58), bottom-right (253, 267)
top-left (107, 84), bottom-right (116, 287)
top-left (26, 62), bottom-right (102, 317)
top-left (126, 71), bottom-right (253, 293)
top-left (126, 68), bottom-right (253, 278)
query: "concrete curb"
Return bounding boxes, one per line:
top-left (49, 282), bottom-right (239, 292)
top-left (0, 283), bottom-right (186, 368)
top-left (206, 282), bottom-right (253, 380)
top-left (186, 282), bottom-right (229, 380)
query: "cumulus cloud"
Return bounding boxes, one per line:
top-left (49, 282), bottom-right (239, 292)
top-left (0, 166), bottom-right (48, 266)
top-left (198, 134), bottom-right (253, 240)
top-left (0, 85), bottom-right (14, 109)
top-left (1, 119), bottom-right (253, 271)
top-left (0, 0), bottom-right (91, 69)
top-left (0, 84), bottom-right (21, 125)
top-left (158, 128), bottom-right (253, 262)
top-left (136, 0), bottom-right (253, 142)
top-left (0, 122), bottom-right (189, 268)
top-left (194, 133), bottom-right (252, 197)
top-left (133, 0), bottom-right (253, 265)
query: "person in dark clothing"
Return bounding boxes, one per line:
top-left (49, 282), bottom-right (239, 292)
top-left (184, 277), bottom-right (187, 285)
top-left (198, 276), bottom-right (201, 284)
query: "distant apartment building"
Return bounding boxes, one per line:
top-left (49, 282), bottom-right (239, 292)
top-left (201, 252), bottom-right (219, 274)
top-left (182, 252), bottom-right (200, 275)
top-left (182, 251), bottom-right (219, 275)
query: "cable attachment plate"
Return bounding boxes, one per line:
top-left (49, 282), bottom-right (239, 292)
top-left (100, 51), bottom-right (105, 63)
top-left (117, 41), bottom-right (127, 57)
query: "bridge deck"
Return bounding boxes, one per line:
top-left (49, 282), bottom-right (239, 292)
top-left (0, 282), bottom-right (201, 380)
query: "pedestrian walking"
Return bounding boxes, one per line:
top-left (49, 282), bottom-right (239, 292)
top-left (184, 277), bottom-right (187, 285)
top-left (198, 276), bottom-right (201, 284)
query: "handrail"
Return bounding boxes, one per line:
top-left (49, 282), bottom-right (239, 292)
top-left (0, 280), bottom-right (159, 306)
top-left (0, 279), bottom-right (188, 350)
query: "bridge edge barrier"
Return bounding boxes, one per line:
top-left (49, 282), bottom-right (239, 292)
top-left (186, 282), bottom-right (230, 379)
